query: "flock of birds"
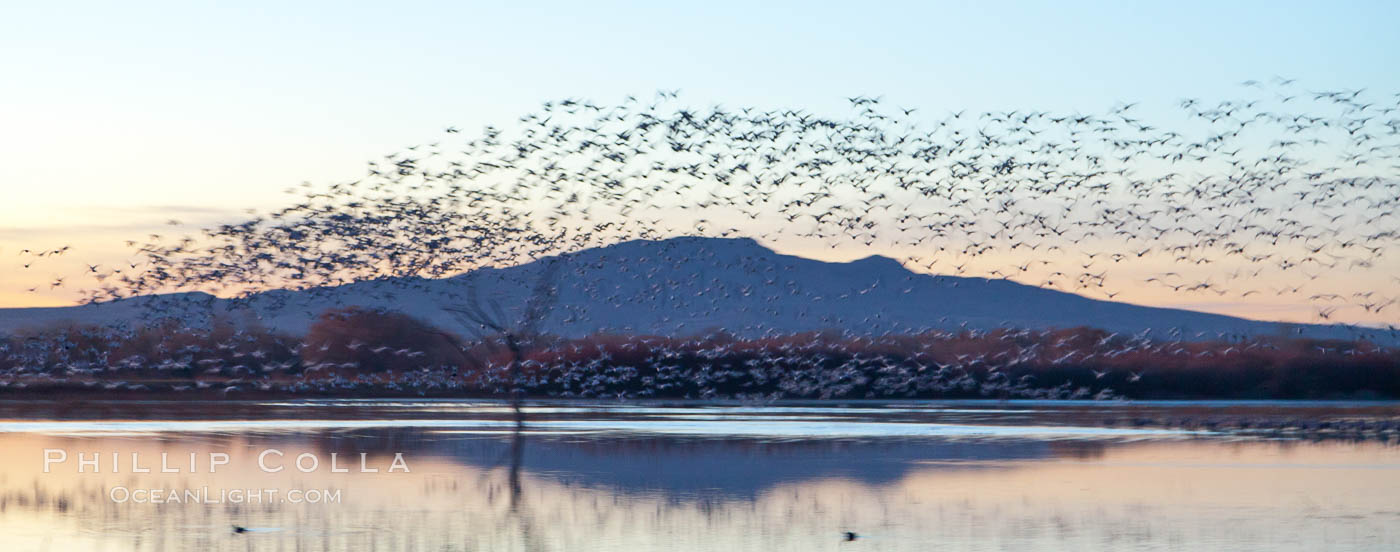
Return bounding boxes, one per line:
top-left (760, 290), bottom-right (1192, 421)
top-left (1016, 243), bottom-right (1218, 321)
top-left (3, 79), bottom-right (1399, 400)
top-left (0, 322), bottom-right (1394, 414)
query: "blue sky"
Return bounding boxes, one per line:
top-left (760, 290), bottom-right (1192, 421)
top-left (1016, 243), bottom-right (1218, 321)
top-left (1, 1), bottom-right (1397, 311)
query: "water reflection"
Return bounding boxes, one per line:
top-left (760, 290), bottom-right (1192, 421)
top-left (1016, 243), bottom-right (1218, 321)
top-left (1, 400), bottom-right (1398, 551)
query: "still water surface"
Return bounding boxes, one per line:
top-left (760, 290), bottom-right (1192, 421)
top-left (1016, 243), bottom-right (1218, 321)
top-left (1, 399), bottom-right (1397, 551)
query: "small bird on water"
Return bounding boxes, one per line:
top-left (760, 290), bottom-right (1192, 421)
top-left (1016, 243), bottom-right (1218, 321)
top-left (843, 531), bottom-right (858, 541)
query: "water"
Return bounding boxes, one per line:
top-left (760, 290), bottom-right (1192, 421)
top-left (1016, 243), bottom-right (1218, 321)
top-left (1, 400), bottom-right (1398, 551)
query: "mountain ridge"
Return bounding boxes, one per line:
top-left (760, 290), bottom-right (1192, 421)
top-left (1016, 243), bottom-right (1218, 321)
top-left (0, 236), bottom-right (1372, 342)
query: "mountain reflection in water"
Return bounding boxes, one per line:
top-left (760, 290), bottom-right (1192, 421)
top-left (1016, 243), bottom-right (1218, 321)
top-left (1, 399), bottom-right (1397, 551)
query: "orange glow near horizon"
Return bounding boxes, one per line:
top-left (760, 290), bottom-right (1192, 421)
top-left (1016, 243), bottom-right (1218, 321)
top-left (1, 225), bottom-right (1396, 327)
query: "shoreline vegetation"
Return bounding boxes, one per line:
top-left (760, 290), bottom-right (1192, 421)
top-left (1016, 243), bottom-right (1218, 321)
top-left (1, 307), bottom-right (1397, 402)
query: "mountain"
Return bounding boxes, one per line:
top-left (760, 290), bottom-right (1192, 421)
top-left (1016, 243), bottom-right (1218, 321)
top-left (0, 237), bottom-right (1369, 341)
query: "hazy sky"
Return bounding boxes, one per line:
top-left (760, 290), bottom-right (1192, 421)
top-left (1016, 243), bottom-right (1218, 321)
top-left (2, 1), bottom-right (1397, 318)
